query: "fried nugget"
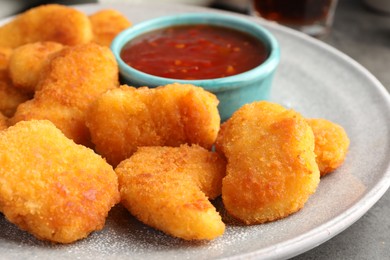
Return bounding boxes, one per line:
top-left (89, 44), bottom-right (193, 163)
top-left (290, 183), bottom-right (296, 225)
top-left (306, 118), bottom-right (350, 176)
top-left (0, 47), bottom-right (31, 117)
top-left (89, 9), bottom-right (132, 47)
top-left (216, 101), bottom-right (320, 225)
top-left (0, 47), bottom-right (12, 79)
top-left (10, 43), bottom-right (119, 146)
top-left (115, 145), bottom-right (226, 240)
top-left (0, 120), bottom-right (120, 243)
top-left (0, 4), bottom-right (92, 48)
top-left (86, 83), bottom-right (220, 166)
top-left (8, 42), bottom-right (64, 93)
top-left (0, 112), bottom-right (7, 130)
top-left (0, 80), bottom-right (31, 117)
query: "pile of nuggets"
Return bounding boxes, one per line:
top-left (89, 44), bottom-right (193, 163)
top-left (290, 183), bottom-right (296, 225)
top-left (0, 4), bottom-right (350, 244)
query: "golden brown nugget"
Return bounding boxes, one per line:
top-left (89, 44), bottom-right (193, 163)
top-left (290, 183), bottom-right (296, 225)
top-left (0, 112), bottom-right (7, 130)
top-left (8, 42), bottom-right (64, 93)
top-left (89, 9), bottom-right (132, 47)
top-left (0, 47), bottom-right (13, 84)
top-left (0, 120), bottom-right (120, 243)
top-left (306, 118), bottom-right (350, 176)
top-left (10, 43), bottom-right (119, 146)
top-left (87, 83), bottom-right (220, 166)
top-left (0, 47), bottom-right (12, 79)
top-left (0, 4), bottom-right (92, 48)
top-left (216, 101), bottom-right (320, 225)
top-left (0, 47), bottom-right (31, 117)
top-left (0, 79), bottom-right (30, 117)
top-left (115, 145), bottom-right (226, 240)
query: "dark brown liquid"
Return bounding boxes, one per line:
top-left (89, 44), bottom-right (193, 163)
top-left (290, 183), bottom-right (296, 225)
top-left (253, 0), bottom-right (333, 26)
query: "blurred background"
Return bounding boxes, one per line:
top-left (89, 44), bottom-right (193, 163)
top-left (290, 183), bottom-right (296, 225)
top-left (1, 0), bottom-right (390, 18)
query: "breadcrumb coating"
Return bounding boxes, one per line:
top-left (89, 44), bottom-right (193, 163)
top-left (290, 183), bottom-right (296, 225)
top-left (307, 118), bottom-right (350, 176)
top-left (87, 83), bottom-right (220, 166)
top-left (216, 101), bottom-right (320, 224)
top-left (0, 112), bottom-right (7, 130)
top-left (10, 43), bottom-right (119, 146)
top-left (89, 9), bottom-right (132, 47)
top-left (8, 41), bottom-right (64, 93)
top-left (0, 120), bottom-right (120, 243)
top-left (0, 47), bottom-right (31, 117)
top-left (115, 145), bottom-right (226, 240)
top-left (0, 4), bottom-right (92, 48)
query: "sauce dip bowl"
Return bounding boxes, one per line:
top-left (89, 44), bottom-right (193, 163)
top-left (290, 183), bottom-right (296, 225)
top-left (111, 13), bottom-right (280, 121)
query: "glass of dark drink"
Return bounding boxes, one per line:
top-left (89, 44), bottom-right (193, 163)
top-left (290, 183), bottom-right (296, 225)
top-left (251, 0), bottom-right (338, 37)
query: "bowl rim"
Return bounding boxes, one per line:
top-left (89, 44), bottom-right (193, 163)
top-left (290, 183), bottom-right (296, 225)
top-left (111, 12), bottom-right (280, 90)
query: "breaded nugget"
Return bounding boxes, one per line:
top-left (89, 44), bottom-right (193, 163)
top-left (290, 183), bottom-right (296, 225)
top-left (115, 144), bottom-right (226, 240)
top-left (0, 47), bottom-right (31, 117)
top-left (10, 43), bottom-right (119, 146)
top-left (86, 83), bottom-right (220, 166)
top-left (89, 9), bottom-right (132, 47)
top-left (0, 112), bottom-right (7, 130)
top-left (0, 47), bottom-right (13, 85)
top-left (0, 120), bottom-right (120, 243)
top-left (306, 118), bottom-right (350, 176)
top-left (0, 4), bottom-right (92, 48)
top-left (8, 42), bottom-right (64, 93)
top-left (216, 101), bottom-right (320, 225)
top-left (0, 47), bottom-right (12, 79)
top-left (0, 79), bottom-right (31, 117)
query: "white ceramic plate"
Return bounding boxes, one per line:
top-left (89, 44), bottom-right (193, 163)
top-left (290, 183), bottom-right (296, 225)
top-left (1, 3), bottom-right (390, 260)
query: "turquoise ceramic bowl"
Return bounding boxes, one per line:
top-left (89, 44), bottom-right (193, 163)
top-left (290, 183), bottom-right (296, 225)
top-left (111, 13), bottom-right (280, 121)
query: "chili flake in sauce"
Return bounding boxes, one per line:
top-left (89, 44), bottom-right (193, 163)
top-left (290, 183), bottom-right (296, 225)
top-left (120, 25), bottom-right (268, 80)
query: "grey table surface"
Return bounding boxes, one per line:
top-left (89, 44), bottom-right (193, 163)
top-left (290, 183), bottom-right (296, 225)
top-left (1, 0), bottom-right (389, 259)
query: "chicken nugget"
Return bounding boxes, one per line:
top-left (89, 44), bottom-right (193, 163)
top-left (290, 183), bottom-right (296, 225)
top-left (89, 9), bottom-right (132, 47)
top-left (216, 101), bottom-right (320, 225)
top-left (115, 144), bottom-right (226, 240)
top-left (0, 47), bottom-right (12, 79)
top-left (0, 79), bottom-right (31, 117)
top-left (86, 83), bottom-right (220, 166)
top-left (0, 4), bottom-right (92, 48)
top-left (0, 47), bottom-right (31, 117)
top-left (0, 120), bottom-right (120, 243)
top-left (10, 43), bottom-right (119, 146)
top-left (0, 112), bottom-right (7, 130)
top-left (306, 118), bottom-right (350, 176)
top-left (8, 42), bottom-right (64, 93)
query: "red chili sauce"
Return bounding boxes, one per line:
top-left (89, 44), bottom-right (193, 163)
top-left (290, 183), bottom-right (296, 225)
top-left (120, 25), bottom-right (268, 80)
